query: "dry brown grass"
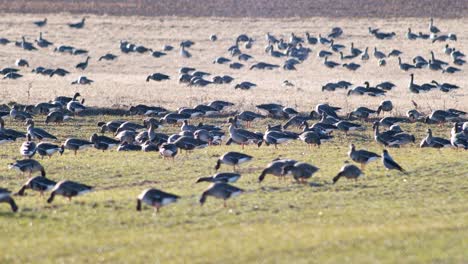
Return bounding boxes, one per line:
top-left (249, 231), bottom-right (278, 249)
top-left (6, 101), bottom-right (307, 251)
top-left (0, 14), bottom-right (467, 114)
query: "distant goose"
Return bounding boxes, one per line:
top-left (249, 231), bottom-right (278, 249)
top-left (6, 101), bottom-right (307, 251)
top-left (47, 180), bottom-right (92, 203)
top-left (20, 134), bottom-right (36, 158)
top-left (234, 81), bottom-right (257, 90)
top-left (376, 81), bottom-right (396, 91)
top-left (398, 57), bottom-right (415, 71)
top-left (68, 18), bottom-right (86, 29)
top-left (199, 183), bottom-right (244, 207)
top-left (373, 47), bottom-right (386, 59)
top-left (98, 53), bottom-right (117, 61)
top-left (196, 172), bottom-right (241, 183)
top-left (71, 76), bottom-right (93, 85)
top-left (332, 162), bottom-right (363, 184)
top-left (342, 62), bottom-right (360, 71)
top-left (335, 120), bottom-right (364, 135)
top-left (323, 57), bottom-right (340, 68)
top-left (388, 49), bottom-right (402, 57)
top-left (34, 18), bottom-right (47, 27)
top-left (117, 142), bottom-right (142, 151)
top-left (348, 107), bottom-right (377, 120)
top-left (227, 117), bottom-right (263, 148)
top-left (0, 37), bottom-right (10, 45)
top-left (180, 46), bottom-right (191, 58)
top-left (136, 188), bottom-right (179, 212)
top-left (382, 150), bottom-right (406, 173)
top-left (258, 159), bottom-right (297, 182)
top-left (26, 119), bottom-right (57, 140)
top-left (407, 28), bottom-right (418, 40)
top-left (8, 159), bottom-right (45, 176)
top-left (75, 56), bottom-right (90, 70)
top-left (282, 162), bottom-right (319, 184)
top-left (61, 138), bottom-right (93, 155)
top-left (450, 125), bottom-right (468, 149)
top-left (263, 128), bottom-right (298, 148)
top-left (408, 73), bottom-right (421, 93)
top-left (361, 47), bottom-right (369, 60)
top-left (15, 59), bottom-right (29, 67)
top-left (36, 142), bottom-right (64, 158)
top-left (0, 188), bottom-right (18, 212)
top-left (348, 144), bottom-right (381, 170)
top-left (146, 73), bottom-right (170, 82)
top-left (425, 110), bottom-right (459, 124)
top-left (3, 72), bottom-right (23, 79)
top-left (17, 175), bottom-right (56, 196)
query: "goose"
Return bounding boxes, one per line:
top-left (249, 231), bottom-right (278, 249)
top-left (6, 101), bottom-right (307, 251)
top-left (90, 133), bottom-right (120, 150)
top-left (418, 32), bottom-right (430, 39)
top-left (442, 66), bottom-right (461, 74)
top-left (282, 162), bottom-right (319, 184)
top-left (236, 111), bottom-right (265, 128)
top-left (115, 121), bottom-right (145, 134)
top-left (299, 130), bottom-right (321, 148)
top-left (98, 120), bottom-right (125, 133)
top-left (453, 57), bottom-right (466, 66)
top-left (0, 117), bottom-right (26, 140)
top-left (47, 180), bottom-right (92, 203)
top-left (174, 136), bottom-right (207, 152)
top-left (180, 46), bottom-right (191, 58)
top-left (348, 107), bottom-right (377, 120)
top-left (67, 99), bottom-right (86, 115)
top-left (305, 32), bottom-right (318, 45)
top-left (407, 109), bottom-right (423, 121)
top-left (398, 57), bottom-right (415, 71)
top-left (8, 159), bottom-right (45, 176)
top-left (375, 81), bottom-right (395, 91)
top-left (146, 73), bottom-right (170, 82)
top-left (75, 56), bottom-right (90, 70)
top-left (55, 92), bottom-right (80, 105)
top-left (0, 37), bottom-right (10, 45)
top-left (15, 59), bottom-right (29, 67)
top-left (141, 141), bottom-right (158, 152)
top-left (196, 173), bottom-right (241, 184)
top-left (340, 52), bottom-right (357, 60)
top-left (430, 51), bottom-right (448, 65)
top-left (335, 120), bottom-right (364, 135)
top-left (373, 47), bottom-right (386, 59)
top-left (318, 34), bottom-right (331, 44)
top-left (332, 162), bottom-right (363, 184)
top-left (162, 44), bottom-right (173, 51)
top-left (420, 129), bottom-right (451, 148)
top-left (34, 18), bottom-right (47, 27)
top-left (3, 72), bottom-right (23, 79)
top-left (238, 53), bottom-right (253, 61)
top-left (36, 142), bottom-right (63, 158)
top-left (431, 80), bottom-right (459, 92)
top-left (68, 18), bottom-right (86, 29)
top-left (342, 62), bottom-right (360, 71)
top-left (450, 125), bottom-right (468, 149)
top-left (234, 81), bottom-right (257, 90)
top-left (227, 62), bottom-right (243, 69)
top-left (387, 132), bottom-right (415, 147)
top-left (256, 103), bottom-right (285, 118)
top-left (388, 49), bottom-right (402, 57)
top-left (98, 53), bottom-right (117, 61)
top-left (407, 28), bottom-right (418, 40)
top-left (378, 59), bottom-right (386, 66)
top-left (323, 57), bottom-right (340, 68)
top-left (72, 48), bottom-right (88, 55)
top-left (114, 130), bottom-right (136, 144)
top-left (61, 138), bottom-right (93, 155)
top-left (26, 119), bottom-right (57, 141)
top-left (159, 113), bottom-right (190, 125)
top-left (159, 143), bottom-right (178, 159)
top-left (227, 117), bottom-right (263, 148)
top-left (117, 142), bottom-right (142, 151)
top-left (373, 122), bottom-right (397, 146)
top-left (283, 113), bottom-right (315, 129)
top-left (263, 128), bottom-right (298, 148)
top-left (382, 150), bottom-right (406, 173)
top-left (10, 106), bottom-right (33, 121)
top-left (451, 49), bottom-right (465, 60)
top-left (134, 45), bottom-right (149, 53)
top-left (20, 134), bottom-right (36, 158)
top-left (329, 40), bottom-right (345, 52)
top-left (377, 100), bottom-right (393, 115)
top-left (17, 176), bottom-right (56, 196)
top-left (136, 188), bottom-right (179, 212)
top-left (258, 159), bottom-right (297, 182)
top-left (408, 73), bottom-right (421, 93)
top-left (215, 152), bottom-right (252, 171)
top-left (54, 45), bottom-right (74, 54)
top-left (425, 110), bottom-right (459, 124)
top-left (207, 100), bottom-right (234, 111)
top-left (0, 188), bottom-right (18, 212)
top-left (199, 183), bottom-right (244, 207)
top-left (361, 47), bottom-right (369, 60)
top-left (71, 76), bottom-right (93, 85)
top-left (20, 36), bottom-right (37, 51)
top-left (429, 18), bottom-right (440, 34)
top-left (0, 133), bottom-right (14, 145)
top-left (349, 42), bottom-right (362, 56)
top-left (318, 50), bottom-right (333, 58)
top-left (213, 57), bottom-right (231, 64)
top-left (45, 111), bottom-right (69, 125)
top-left (348, 144), bottom-right (381, 170)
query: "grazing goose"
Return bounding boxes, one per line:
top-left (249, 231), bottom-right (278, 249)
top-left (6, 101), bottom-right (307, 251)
top-left (99, 53), bottom-right (117, 61)
top-left (90, 133), bottom-right (120, 150)
top-left (342, 63), bottom-right (361, 71)
top-left (68, 18), bottom-right (86, 29)
top-left (98, 120), bottom-right (125, 133)
top-left (55, 92), bottom-right (81, 105)
top-left (0, 117), bottom-right (26, 140)
top-left (348, 144), bottom-right (381, 170)
top-left (0, 188), bottom-right (18, 212)
top-left (136, 188), bottom-right (179, 212)
top-left (159, 143), bottom-right (178, 159)
top-left (3, 72), bottom-right (23, 79)
top-left (258, 159), bottom-right (297, 182)
top-left (234, 81), bottom-right (256, 90)
top-left (15, 59), bottom-right (29, 67)
top-left (160, 113), bottom-right (190, 125)
top-left (67, 99), bottom-right (86, 115)
top-left (10, 106), bottom-right (33, 121)
top-left (146, 73), bottom-right (170, 82)
top-left (420, 129), bottom-right (451, 148)
top-left (227, 117), bottom-right (263, 148)
top-left (348, 107), bottom-right (377, 120)
top-left (376, 81), bottom-right (396, 91)
top-left (117, 142), bottom-right (142, 151)
top-left (382, 150), bottom-right (406, 173)
top-left (20, 134), bottom-right (36, 158)
top-left (173, 136), bottom-right (207, 152)
top-left (298, 129), bottom-right (321, 148)
top-left (335, 120), bottom-right (364, 135)
top-left (332, 163), bottom-right (363, 184)
top-left (47, 180), bottom-right (92, 203)
top-left (283, 162), bottom-right (319, 184)
top-left (8, 159), bottom-right (45, 176)
top-left (199, 183), bottom-right (244, 208)
top-left (61, 138), bottom-right (93, 155)
top-left (17, 176), bottom-right (56, 196)
top-left (323, 57), bottom-right (340, 68)
top-left (215, 152), bottom-right (253, 171)
top-left (45, 111), bottom-right (69, 125)
top-left (75, 56), bottom-right (90, 70)
top-left (71, 76), bottom-right (93, 85)
top-left (26, 119), bottom-right (57, 141)
top-left (36, 142), bottom-right (63, 158)
top-left (263, 128), bottom-right (297, 148)
top-left (34, 18), bottom-right (47, 27)
top-left (377, 100), bottom-right (393, 115)
top-left (196, 173), bottom-right (241, 183)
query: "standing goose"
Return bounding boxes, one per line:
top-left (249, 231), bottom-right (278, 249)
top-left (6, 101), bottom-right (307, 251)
top-left (282, 162), bottom-right (319, 184)
top-left (382, 150), bottom-right (406, 173)
top-left (180, 46), bottom-right (191, 58)
top-left (67, 99), bottom-right (86, 115)
top-left (348, 144), bottom-right (381, 170)
top-left (196, 172), bottom-right (241, 183)
top-left (373, 47), bottom-right (386, 59)
top-left (68, 18), bottom-right (86, 29)
top-left (47, 180), bottom-right (92, 203)
top-left (26, 119), bottom-right (57, 141)
top-left (61, 138), bottom-right (93, 155)
top-left (215, 152), bottom-right (253, 171)
top-left (17, 175), bottom-right (56, 196)
top-left (429, 18), bottom-right (440, 34)
top-left (8, 159), bottom-right (45, 177)
top-left (408, 73), bottom-right (421, 94)
top-left (199, 183), bottom-right (244, 208)
top-left (450, 125), bottom-right (468, 149)
top-left (398, 57), bottom-right (415, 71)
top-left (36, 142), bottom-right (64, 158)
top-left (237, 111), bottom-right (265, 128)
top-left (323, 56), bottom-right (340, 68)
top-left (0, 188), bottom-right (18, 212)
top-left (332, 162), bottom-right (363, 184)
top-left (258, 159), bottom-right (297, 182)
top-left (136, 188), bottom-right (179, 212)
top-left (227, 117), bottom-right (263, 149)
top-left (75, 56), bottom-right (90, 70)
top-left (20, 134), bottom-right (36, 158)
top-left (361, 47), bottom-right (369, 60)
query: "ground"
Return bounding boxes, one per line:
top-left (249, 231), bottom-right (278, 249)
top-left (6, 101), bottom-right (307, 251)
top-left (0, 13), bottom-right (467, 264)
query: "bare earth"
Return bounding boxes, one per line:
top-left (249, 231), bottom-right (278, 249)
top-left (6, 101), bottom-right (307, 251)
top-left (0, 14), bottom-right (466, 115)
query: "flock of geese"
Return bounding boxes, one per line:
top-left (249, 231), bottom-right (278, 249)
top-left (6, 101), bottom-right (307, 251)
top-left (0, 17), bottom-right (467, 213)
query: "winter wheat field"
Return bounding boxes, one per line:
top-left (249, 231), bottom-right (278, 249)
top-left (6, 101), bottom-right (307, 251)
top-left (0, 5), bottom-right (468, 264)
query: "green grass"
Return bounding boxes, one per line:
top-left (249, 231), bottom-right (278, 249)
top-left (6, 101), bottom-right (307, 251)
top-left (0, 116), bottom-right (467, 263)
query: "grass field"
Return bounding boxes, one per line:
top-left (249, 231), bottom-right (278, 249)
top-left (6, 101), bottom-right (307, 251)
top-left (0, 12), bottom-right (467, 264)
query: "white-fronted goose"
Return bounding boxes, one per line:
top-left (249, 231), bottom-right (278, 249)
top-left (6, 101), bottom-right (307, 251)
top-left (61, 138), bottom-right (93, 155)
top-left (332, 162), bottom-right (363, 184)
top-left (0, 188), bottom-right (18, 212)
top-left (36, 142), bottom-right (64, 158)
top-left (26, 119), bottom-right (57, 141)
top-left (215, 152), bottom-right (253, 171)
top-left (196, 173), bottom-right (241, 183)
top-left (283, 162), bottom-right (319, 184)
top-left (17, 175), bottom-right (56, 196)
top-left (20, 134), bottom-right (36, 158)
top-left (137, 188), bottom-right (179, 212)
top-left (47, 180), bottom-right (92, 203)
top-left (348, 144), bottom-right (381, 170)
top-left (258, 159), bottom-right (297, 182)
top-left (90, 133), bottom-right (120, 150)
top-left (227, 117), bottom-right (263, 148)
top-left (8, 159), bottom-right (45, 176)
top-left (199, 183), bottom-right (244, 207)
